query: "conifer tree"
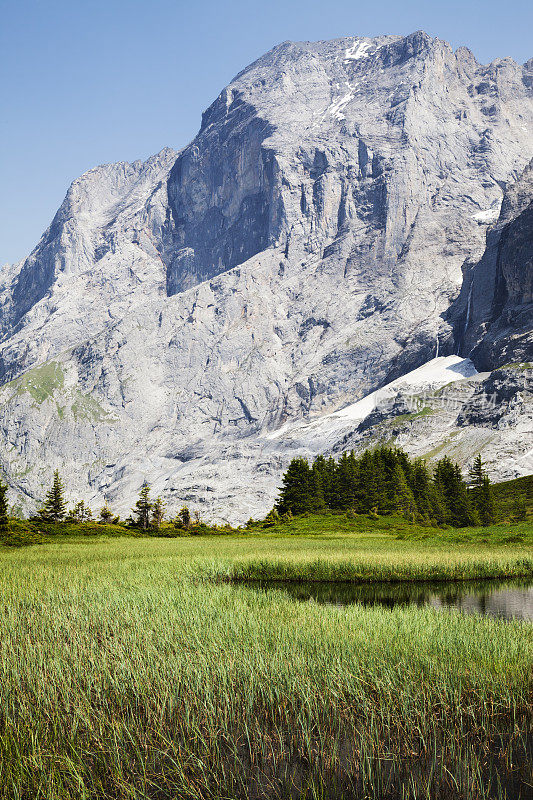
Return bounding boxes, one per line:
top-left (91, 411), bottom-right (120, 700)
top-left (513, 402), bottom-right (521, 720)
top-left (356, 450), bottom-right (379, 512)
top-left (396, 449), bottom-right (414, 486)
top-left (151, 496), bottom-right (166, 529)
top-left (275, 446), bottom-right (495, 527)
top-left (468, 455), bottom-right (484, 490)
top-left (478, 475), bottom-right (496, 524)
top-left (335, 451), bottom-right (358, 509)
top-left (0, 480), bottom-right (9, 536)
top-left (312, 455), bottom-right (337, 508)
top-left (175, 506), bottom-right (191, 530)
top-left (69, 500), bottom-right (93, 523)
top-left (410, 460), bottom-right (434, 520)
top-left (325, 456), bottom-right (339, 508)
top-left (276, 457), bottom-right (316, 515)
top-left (40, 470), bottom-right (67, 523)
top-left (99, 502), bottom-right (113, 524)
top-left (390, 463), bottom-right (417, 517)
top-left (434, 458), bottom-right (478, 527)
top-left (468, 455), bottom-right (495, 525)
top-left (132, 482), bottom-right (152, 530)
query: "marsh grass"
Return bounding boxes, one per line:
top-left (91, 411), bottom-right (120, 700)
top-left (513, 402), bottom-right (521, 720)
top-left (0, 535), bottom-right (532, 798)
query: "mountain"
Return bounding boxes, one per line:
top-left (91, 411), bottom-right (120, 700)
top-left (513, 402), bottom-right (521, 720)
top-left (0, 31), bottom-right (532, 521)
top-left (451, 156), bottom-right (533, 369)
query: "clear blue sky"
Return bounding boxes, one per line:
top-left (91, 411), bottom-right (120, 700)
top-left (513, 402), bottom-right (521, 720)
top-left (1, 0), bottom-right (532, 265)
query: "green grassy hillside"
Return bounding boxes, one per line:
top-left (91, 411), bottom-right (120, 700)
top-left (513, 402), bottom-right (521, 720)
top-left (492, 474), bottom-right (533, 520)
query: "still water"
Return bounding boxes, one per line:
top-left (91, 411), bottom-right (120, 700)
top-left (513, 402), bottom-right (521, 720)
top-left (252, 578), bottom-right (533, 621)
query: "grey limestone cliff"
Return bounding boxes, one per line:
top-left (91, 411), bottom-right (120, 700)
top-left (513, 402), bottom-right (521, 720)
top-left (0, 32), bottom-right (532, 520)
top-left (453, 157), bottom-right (533, 369)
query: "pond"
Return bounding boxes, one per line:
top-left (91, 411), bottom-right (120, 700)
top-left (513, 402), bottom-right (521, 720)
top-left (251, 578), bottom-right (533, 621)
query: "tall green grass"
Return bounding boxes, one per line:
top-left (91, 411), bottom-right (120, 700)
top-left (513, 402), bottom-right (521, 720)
top-left (221, 554), bottom-right (533, 583)
top-left (0, 537), bottom-right (532, 798)
top-left (0, 534), bottom-right (533, 800)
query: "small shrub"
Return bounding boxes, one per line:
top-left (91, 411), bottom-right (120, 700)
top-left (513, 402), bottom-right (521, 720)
top-left (2, 528), bottom-right (45, 547)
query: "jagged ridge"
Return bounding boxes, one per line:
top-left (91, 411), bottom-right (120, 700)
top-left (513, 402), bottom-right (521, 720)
top-left (0, 32), bottom-right (531, 521)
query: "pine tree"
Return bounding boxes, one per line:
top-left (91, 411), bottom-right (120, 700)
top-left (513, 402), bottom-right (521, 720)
top-left (478, 475), bottom-right (496, 525)
top-left (99, 502), bottom-right (113, 524)
top-left (390, 463), bottom-right (417, 517)
top-left (468, 455), bottom-right (495, 525)
top-left (40, 470), bottom-right (67, 523)
top-left (468, 455), bottom-right (484, 491)
top-left (276, 457), bottom-right (316, 515)
top-left (151, 496), bottom-right (166, 529)
top-left (335, 451), bottom-right (358, 510)
top-left (175, 506), bottom-right (191, 530)
top-left (434, 458), bottom-right (478, 527)
top-left (410, 460), bottom-right (434, 520)
top-left (132, 482), bottom-right (152, 530)
top-left (0, 480), bottom-right (9, 536)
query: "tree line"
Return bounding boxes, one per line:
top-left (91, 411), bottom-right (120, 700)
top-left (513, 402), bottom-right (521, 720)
top-left (276, 448), bottom-right (496, 526)
top-left (0, 471), bottom-right (203, 533)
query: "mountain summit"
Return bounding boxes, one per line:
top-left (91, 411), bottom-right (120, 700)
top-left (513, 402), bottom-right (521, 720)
top-left (0, 32), bottom-right (532, 520)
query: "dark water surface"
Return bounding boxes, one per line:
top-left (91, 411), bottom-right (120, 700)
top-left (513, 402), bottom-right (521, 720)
top-left (252, 578), bottom-right (533, 621)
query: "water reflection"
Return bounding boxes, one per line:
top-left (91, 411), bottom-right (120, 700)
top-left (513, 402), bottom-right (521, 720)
top-left (252, 578), bottom-right (533, 621)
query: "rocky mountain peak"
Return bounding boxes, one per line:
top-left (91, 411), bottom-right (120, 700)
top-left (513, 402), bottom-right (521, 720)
top-left (0, 33), bottom-right (531, 521)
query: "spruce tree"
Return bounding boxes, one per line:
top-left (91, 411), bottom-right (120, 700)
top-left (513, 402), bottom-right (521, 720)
top-left (151, 496), bottom-right (166, 529)
top-left (428, 480), bottom-right (447, 525)
top-left (0, 480), bottom-right (9, 536)
top-left (434, 458), bottom-right (478, 527)
top-left (376, 447), bottom-right (399, 512)
top-left (312, 455), bottom-right (336, 509)
top-left (175, 506), bottom-right (191, 530)
top-left (40, 470), bottom-right (67, 523)
top-left (468, 455), bottom-right (495, 525)
top-left (410, 460), bottom-right (434, 520)
top-left (132, 482), bottom-right (152, 530)
top-left (371, 448), bottom-right (389, 512)
top-left (276, 457), bottom-right (316, 515)
top-left (356, 450), bottom-right (379, 512)
top-left (478, 475), bottom-right (496, 525)
top-left (390, 463), bottom-right (417, 517)
top-left (468, 455), bottom-right (484, 490)
top-left (99, 502), bottom-right (113, 524)
top-left (69, 500), bottom-right (93, 523)
top-left (335, 451), bottom-right (358, 509)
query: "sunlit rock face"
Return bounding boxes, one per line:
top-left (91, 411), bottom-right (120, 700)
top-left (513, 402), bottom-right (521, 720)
top-left (0, 32), bottom-right (531, 521)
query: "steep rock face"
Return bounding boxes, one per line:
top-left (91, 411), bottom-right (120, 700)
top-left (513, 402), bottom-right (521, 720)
top-left (0, 32), bottom-right (532, 520)
top-left (0, 148), bottom-right (177, 382)
top-left (454, 158), bottom-right (533, 369)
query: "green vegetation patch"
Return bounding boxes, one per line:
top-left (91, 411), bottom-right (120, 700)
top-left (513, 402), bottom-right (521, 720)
top-left (499, 361), bottom-right (532, 371)
top-left (70, 391), bottom-right (116, 423)
top-left (0, 538), bottom-right (531, 799)
top-left (9, 361), bottom-right (65, 404)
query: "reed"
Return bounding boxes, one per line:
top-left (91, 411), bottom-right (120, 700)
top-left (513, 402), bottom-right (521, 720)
top-left (0, 534), bottom-right (531, 799)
